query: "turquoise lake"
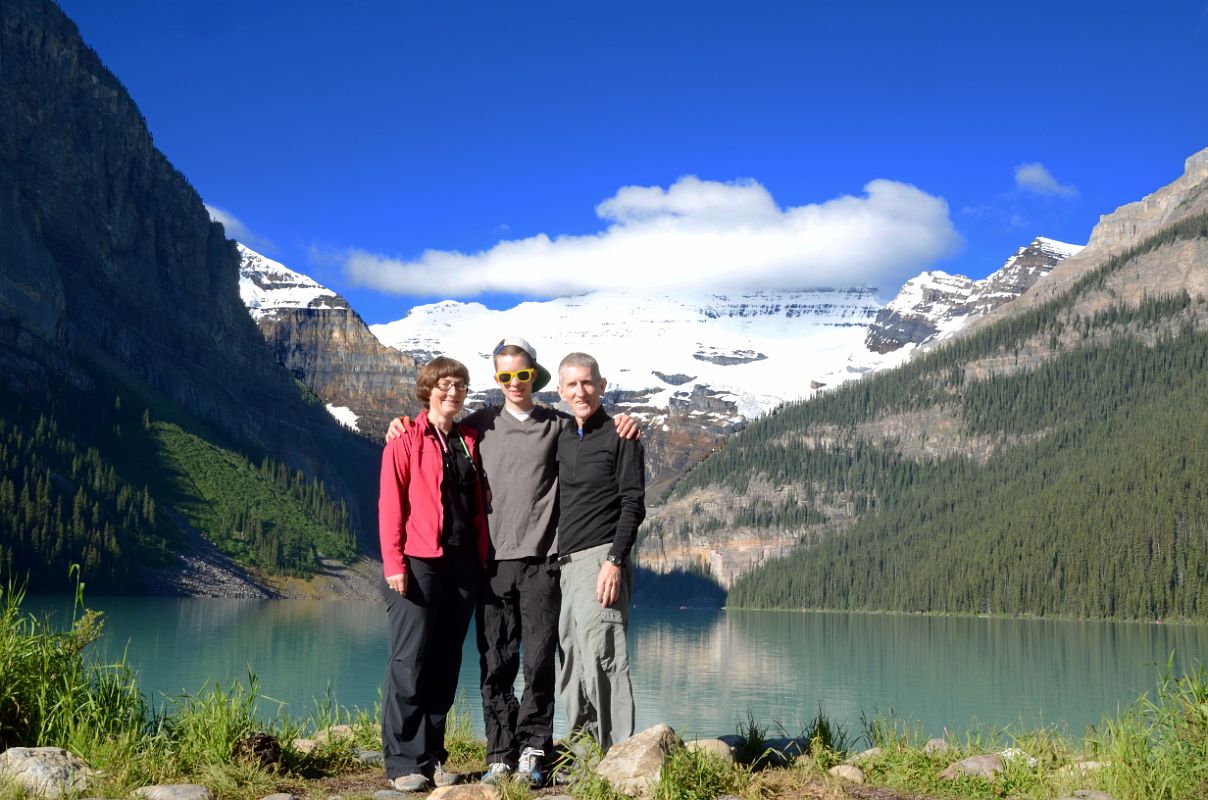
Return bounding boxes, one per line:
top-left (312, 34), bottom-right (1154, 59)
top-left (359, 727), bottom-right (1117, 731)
top-left (26, 597), bottom-right (1208, 741)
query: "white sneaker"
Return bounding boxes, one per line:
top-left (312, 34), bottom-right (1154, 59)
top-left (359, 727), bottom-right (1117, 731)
top-left (480, 762), bottom-right (511, 785)
top-left (433, 762), bottom-right (461, 787)
top-left (389, 773), bottom-right (431, 792)
top-left (517, 747), bottom-right (545, 786)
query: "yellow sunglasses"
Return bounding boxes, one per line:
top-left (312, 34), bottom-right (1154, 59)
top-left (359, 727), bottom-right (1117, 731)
top-left (494, 368), bottom-right (535, 384)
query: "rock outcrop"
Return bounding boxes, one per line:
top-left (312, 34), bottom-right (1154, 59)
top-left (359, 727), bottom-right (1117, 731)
top-left (864, 237), bottom-right (1082, 355)
top-left (239, 245), bottom-right (421, 439)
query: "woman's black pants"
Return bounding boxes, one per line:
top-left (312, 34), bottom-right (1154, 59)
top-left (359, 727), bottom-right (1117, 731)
top-left (381, 546), bottom-right (481, 779)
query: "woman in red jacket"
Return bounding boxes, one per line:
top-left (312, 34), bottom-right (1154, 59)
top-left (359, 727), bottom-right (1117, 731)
top-left (379, 356), bottom-right (489, 792)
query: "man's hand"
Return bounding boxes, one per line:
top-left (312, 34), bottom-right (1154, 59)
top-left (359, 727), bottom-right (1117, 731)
top-left (386, 572), bottom-right (408, 596)
top-left (596, 560), bottom-right (622, 607)
top-left (613, 413), bottom-right (641, 440)
top-left (385, 416), bottom-right (414, 443)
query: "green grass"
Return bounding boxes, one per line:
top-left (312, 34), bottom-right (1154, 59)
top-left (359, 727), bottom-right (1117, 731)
top-left (1093, 658), bottom-right (1208, 800)
top-left (655, 745), bottom-right (748, 800)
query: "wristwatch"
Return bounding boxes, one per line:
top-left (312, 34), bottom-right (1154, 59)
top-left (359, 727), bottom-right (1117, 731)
top-left (606, 553), bottom-right (624, 567)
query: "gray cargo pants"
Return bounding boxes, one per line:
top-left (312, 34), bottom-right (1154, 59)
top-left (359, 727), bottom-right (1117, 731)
top-left (556, 542), bottom-right (635, 752)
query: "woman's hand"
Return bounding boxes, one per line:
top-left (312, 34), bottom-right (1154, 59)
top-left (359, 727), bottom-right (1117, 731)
top-left (386, 572), bottom-right (408, 595)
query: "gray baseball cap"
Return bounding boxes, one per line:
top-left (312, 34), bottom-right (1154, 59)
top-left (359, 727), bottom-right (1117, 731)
top-left (492, 336), bottom-right (552, 391)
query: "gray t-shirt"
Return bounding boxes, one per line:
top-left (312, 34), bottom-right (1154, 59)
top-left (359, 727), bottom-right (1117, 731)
top-left (464, 404), bottom-right (572, 560)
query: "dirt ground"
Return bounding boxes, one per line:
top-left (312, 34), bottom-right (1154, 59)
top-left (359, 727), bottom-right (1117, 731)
top-left (290, 764), bottom-right (940, 800)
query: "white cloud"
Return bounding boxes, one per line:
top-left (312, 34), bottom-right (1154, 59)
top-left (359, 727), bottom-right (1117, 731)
top-left (1014, 163), bottom-right (1078, 197)
top-left (344, 176), bottom-right (961, 298)
top-left (205, 204), bottom-right (278, 253)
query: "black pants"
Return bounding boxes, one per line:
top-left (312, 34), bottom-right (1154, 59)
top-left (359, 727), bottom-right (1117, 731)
top-left (381, 547), bottom-right (481, 779)
top-left (476, 557), bottom-right (561, 766)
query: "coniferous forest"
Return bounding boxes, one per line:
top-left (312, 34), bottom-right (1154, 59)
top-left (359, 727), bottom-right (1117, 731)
top-left (0, 362), bottom-right (359, 593)
top-left (674, 214), bottom-right (1208, 620)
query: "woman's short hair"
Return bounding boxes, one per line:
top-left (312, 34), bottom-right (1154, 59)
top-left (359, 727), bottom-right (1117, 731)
top-left (416, 357), bottom-right (470, 405)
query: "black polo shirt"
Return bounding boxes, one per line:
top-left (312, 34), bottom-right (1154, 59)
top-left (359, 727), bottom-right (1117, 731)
top-left (556, 406), bottom-right (646, 562)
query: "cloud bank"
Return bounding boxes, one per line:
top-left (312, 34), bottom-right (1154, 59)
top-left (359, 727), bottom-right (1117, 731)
top-left (345, 176), bottom-right (961, 297)
top-left (205, 204), bottom-right (277, 253)
top-left (1014, 163), bottom-right (1077, 197)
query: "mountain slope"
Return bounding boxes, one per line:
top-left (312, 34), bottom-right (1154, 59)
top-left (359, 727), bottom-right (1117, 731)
top-left (0, 0), bottom-right (378, 594)
top-left (648, 146), bottom-right (1208, 619)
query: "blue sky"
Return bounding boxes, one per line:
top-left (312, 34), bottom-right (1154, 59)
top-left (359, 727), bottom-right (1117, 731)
top-left (60, 1), bottom-right (1208, 324)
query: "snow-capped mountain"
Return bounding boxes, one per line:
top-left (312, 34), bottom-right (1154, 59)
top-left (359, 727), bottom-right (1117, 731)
top-left (239, 246), bottom-right (348, 319)
top-left (369, 288), bottom-right (882, 494)
top-left (370, 288), bottom-right (880, 422)
top-left (822, 237), bottom-right (1084, 382)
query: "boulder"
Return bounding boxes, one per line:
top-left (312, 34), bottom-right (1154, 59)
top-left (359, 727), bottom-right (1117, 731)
top-left (596, 724), bottom-right (681, 797)
top-left (371, 792), bottom-right (407, 800)
top-left (0, 747), bottom-right (93, 797)
top-left (313, 724), bottom-right (356, 744)
top-left (762, 737), bottom-right (808, 766)
top-left (849, 747), bottom-right (883, 763)
top-left (828, 765), bottom-right (865, 784)
top-left (685, 738), bottom-right (735, 764)
top-left (258, 794), bottom-right (297, 800)
top-left (290, 739), bottom-right (318, 754)
top-left (429, 786), bottom-right (500, 800)
top-left (922, 738), bottom-right (950, 755)
top-left (939, 753), bottom-right (1003, 780)
top-left (133, 784), bottom-right (213, 800)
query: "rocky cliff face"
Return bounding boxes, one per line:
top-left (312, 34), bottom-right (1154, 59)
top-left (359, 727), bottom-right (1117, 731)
top-left (239, 246), bottom-right (421, 439)
top-left (864, 237), bottom-right (1082, 354)
top-left (0, 0), bottom-right (375, 512)
top-left (984, 146), bottom-right (1208, 319)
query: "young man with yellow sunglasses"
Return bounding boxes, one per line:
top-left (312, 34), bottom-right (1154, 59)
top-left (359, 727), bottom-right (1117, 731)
top-left (388, 336), bottom-right (637, 786)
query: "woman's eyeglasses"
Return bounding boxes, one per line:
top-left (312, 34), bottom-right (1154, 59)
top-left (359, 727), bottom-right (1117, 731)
top-left (435, 381), bottom-right (468, 393)
top-left (494, 369), bottom-right (535, 384)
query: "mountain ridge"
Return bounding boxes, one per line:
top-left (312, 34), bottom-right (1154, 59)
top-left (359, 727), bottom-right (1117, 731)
top-left (651, 145), bottom-right (1208, 617)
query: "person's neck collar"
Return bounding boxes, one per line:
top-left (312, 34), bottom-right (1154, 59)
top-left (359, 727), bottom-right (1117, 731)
top-left (504, 397), bottom-right (536, 414)
top-left (575, 405), bottom-right (606, 430)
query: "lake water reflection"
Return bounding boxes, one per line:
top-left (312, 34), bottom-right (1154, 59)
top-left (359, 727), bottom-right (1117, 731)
top-left (27, 597), bottom-right (1208, 739)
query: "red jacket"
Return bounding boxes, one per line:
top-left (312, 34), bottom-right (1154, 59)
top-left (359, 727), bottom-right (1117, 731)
top-left (378, 411), bottom-right (489, 577)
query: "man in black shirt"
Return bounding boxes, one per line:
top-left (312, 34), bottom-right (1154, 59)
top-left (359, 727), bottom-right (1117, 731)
top-left (555, 352), bottom-right (645, 752)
